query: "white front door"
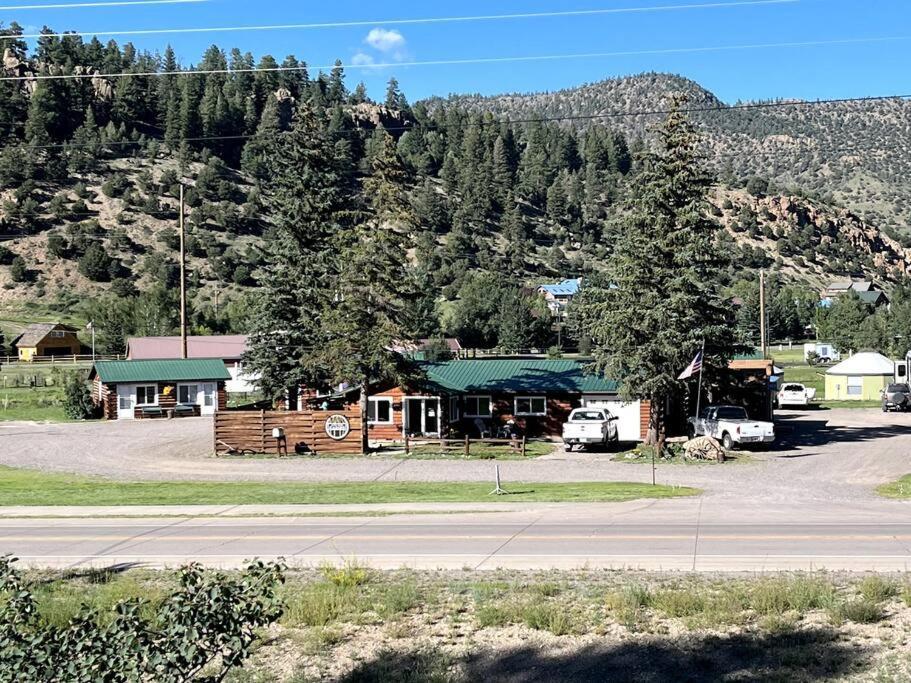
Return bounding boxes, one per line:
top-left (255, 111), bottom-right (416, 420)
top-left (200, 382), bottom-right (217, 415)
top-left (116, 385), bottom-right (135, 420)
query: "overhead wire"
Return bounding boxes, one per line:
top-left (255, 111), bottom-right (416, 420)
top-left (12, 0), bottom-right (798, 40)
top-left (0, 0), bottom-right (204, 10)
top-left (4, 36), bottom-right (911, 82)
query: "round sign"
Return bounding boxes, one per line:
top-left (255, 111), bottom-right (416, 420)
top-left (324, 414), bottom-right (351, 441)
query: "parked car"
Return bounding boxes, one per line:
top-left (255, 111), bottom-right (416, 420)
top-left (562, 407), bottom-right (618, 451)
top-left (776, 383), bottom-right (816, 408)
top-left (687, 405), bottom-right (775, 450)
top-left (882, 383), bottom-right (911, 412)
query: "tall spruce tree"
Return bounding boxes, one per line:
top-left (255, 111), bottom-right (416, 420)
top-left (244, 102), bottom-right (350, 400)
top-left (574, 101), bottom-right (733, 451)
top-left (314, 130), bottom-right (415, 452)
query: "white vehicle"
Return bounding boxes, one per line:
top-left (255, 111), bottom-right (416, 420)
top-left (687, 405), bottom-right (775, 450)
top-left (562, 407), bottom-right (618, 451)
top-left (776, 383), bottom-right (816, 408)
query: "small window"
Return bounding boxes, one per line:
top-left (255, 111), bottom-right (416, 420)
top-left (50, 330), bottom-right (65, 338)
top-left (846, 376), bottom-right (863, 396)
top-left (135, 385), bottom-right (157, 406)
top-left (515, 396), bottom-right (547, 416)
top-left (178, 384), bottom-right (199, 405)
top-left (464, 395), bottom-right (491, 418)
top-left (367, 397), bottom-right (393, 424)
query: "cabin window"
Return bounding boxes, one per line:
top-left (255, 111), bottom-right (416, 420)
top-left (514, 396), bottom-right (547, 416)
top-left (50, 330), bottom-right (65, 338)
top-left (367, 397), bottom-right (393, 424)
top-left (846, 376), bottom-right (863, 396)
top-left (178, 384), bottom-right (199, 405)
top-left (464, 395), bottom-right (492, 418)
top-left (135, 385), bottom-right (158, 406)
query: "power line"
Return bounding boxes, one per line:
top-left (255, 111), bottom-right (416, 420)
top-left (13, 0), bottom-right (797, 40)
top-left (0, 0), bottom-right (204, 10)
top-left (2, 92), bottom-right (910, 150)
top-left (4, 35), bottom-right (911, 82)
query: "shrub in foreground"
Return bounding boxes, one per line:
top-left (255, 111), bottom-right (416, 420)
top-left (0, 555), bottom-right (285, 682)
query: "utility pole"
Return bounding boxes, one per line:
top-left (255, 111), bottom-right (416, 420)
top-left (759, 270), bottom-right (767, 358)
top-left (179, 183), bottom-right (188, 359)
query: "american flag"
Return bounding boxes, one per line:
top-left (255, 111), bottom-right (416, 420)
top-left (677, 349), bottom-right (703, 380)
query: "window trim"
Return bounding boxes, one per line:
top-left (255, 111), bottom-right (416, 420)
top-left (514, 395), bottom-right (547, 416)
top-left (367, 397), bottom-right (394, 425)
top-left (135, 384), bottom-right (158, 407)
top-left (464, 395), bottom-right (492, 418)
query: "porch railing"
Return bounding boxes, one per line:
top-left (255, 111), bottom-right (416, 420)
top-left (403, 435), bottom-right (527, 458)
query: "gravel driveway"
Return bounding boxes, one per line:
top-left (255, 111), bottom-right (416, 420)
top-left (2, 409), bottom-right (911, 504)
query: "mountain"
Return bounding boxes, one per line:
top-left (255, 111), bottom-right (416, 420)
top-left (445, 72), bottom-right (911, 239)
top-left (0, 24), bottom-right (909, 346)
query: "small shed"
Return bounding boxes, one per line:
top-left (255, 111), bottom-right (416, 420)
top-left (13, 323), bottom-right (81, 361)
top-left (90, 359), bottom-right (230, 420)
top-left (825, 352), bottom-right (894, 400)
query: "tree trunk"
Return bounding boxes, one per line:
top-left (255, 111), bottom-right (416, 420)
top-left (646, 396), bottom-right (666, 455)
top-left (359, 378), bottom-right (369, 455)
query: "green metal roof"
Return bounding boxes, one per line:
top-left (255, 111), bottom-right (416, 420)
top-left (91, 359), bottom-right (231, 383)
top-left (417, 359), bottom-right (619, 394)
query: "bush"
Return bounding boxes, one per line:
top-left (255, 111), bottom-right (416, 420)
top-left (829, 598), bottom-right (885, 625)
top-left (9, 256), bottom-right (29, 282)
top-left (63, 373), bottom-right (96, 420)
top-left (0, 556), bottom-right (285, 682)
top-left (78, 243), bottom-right (114, 282)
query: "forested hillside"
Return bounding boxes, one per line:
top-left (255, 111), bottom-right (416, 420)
top-left (447, 72), bottom-right (911, 239)
top-left (0, 24), bottom-right (909, 352)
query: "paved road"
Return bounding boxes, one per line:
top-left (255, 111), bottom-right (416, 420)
top-left (4, 498), bottom-right (911, 571)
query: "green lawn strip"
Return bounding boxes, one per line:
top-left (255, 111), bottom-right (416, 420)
top-left (0, 466), bottom-right (698, 506)
top-left (817, 400), bottom-right (882, 410)
top-left (876, 475), bottom-right (911, 499)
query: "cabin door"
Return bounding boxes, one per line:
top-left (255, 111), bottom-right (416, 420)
top-left (116, 385), bottom-right (135, 420)
top-left (403, 398), bottom-right (440, 436)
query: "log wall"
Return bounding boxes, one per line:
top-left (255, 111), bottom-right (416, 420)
top-left (214, 408), bottom-right (363, 455)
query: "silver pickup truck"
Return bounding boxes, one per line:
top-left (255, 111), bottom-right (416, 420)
top-left (687, 405), bottom-right (775, 450)
top-left (562, 408), bottom-right (618, 451)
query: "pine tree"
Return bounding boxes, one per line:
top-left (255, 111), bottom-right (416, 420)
top-left (244, 102), bottom-right (350, 399)
top-left (315, 130), bottom-right (415, 452)
top-left (574, 101), bottom-right (734, 451)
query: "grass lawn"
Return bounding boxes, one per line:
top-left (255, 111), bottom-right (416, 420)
top-left (0, 466), bottom-right (699, 506)
top-left (876, 475), bottom-right (911, 499)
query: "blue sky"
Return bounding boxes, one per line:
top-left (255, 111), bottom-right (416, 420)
top-left (5, 0), bottom-right (910, 103)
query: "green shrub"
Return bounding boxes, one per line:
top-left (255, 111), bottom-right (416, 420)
top-left (63, 373), bottom-right (96, 420)
top-left (320, 560), bottom-right (369, 588)
top-left (519, 601), bottom-right (576, 635)
top-left (375, 581), bottom-right (421, 620)
top-left (858, 576), bottom-right (898, 603)
top-left (0, 556), bottom-right (285, 682)
top-left (828, 598), bottom-right (885, 625)
top-left (652, 589), bottom-right (707, 618)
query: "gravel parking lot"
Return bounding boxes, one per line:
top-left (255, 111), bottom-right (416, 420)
top-left (1, 409), bottom-right (910, 504)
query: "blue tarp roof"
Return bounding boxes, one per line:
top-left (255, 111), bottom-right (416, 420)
top-left (539, 278), bottom-right (581, 296)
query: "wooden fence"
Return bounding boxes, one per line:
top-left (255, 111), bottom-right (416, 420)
top-left (0, 354), bottom-right (123, 366)
top-left (404, 435), bottom-right (526, 457)
top-left (214, 409), bottom-right (363, 455)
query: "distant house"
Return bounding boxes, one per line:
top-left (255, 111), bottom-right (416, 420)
top-left (537, 278), bottom-right (581, 316)
top-left (126, 335), bottom-right (257, 393)
top-left (90, 358), bottom-right (230, 420)
top-left (824, 352), bottom-right (894, 400)
top-left (820, 280), bottom-right (889, 308)
top-left (13, 323), bottom-right (81, 361)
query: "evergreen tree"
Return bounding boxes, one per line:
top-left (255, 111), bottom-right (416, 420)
top-left (315, 131), bottom-right (415, 452)
top-left (574, 101), bottom-right (733, 451)
top-left (244, 102), bottom-right (350, 399)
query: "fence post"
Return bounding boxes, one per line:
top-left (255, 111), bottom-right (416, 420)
top-left (522, 436), bottom-right (526, 458)
top-left (464, 435), bottom-right (470, 458)
top-left (260, 409), bottom-right (265, 453)
top-left (404, 433), bottom-right (410, 455)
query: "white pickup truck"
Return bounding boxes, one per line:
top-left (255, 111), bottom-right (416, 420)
top-left (776, 383), bottom-right (816, 408)
top-left (562, 407), bottom-right (619, 451)
top-left (687, 405), bottom-right (775, 450)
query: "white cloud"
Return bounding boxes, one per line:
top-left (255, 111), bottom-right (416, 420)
top-left (365, 27), bottom-right (405, 53)
top-left (351, 52), bottom-right (376, 67)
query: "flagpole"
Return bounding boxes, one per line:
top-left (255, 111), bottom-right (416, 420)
top-left (694, 338), bottom-right (706, 418)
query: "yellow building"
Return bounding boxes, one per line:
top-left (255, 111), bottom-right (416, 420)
top-left (824, 352), bottom-right (894, 400)
top-left (14, 323), bottom-right (81, 361)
